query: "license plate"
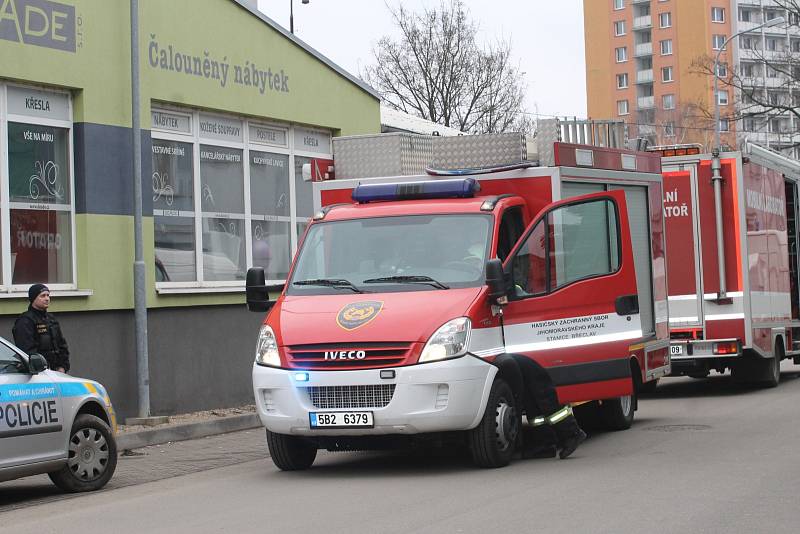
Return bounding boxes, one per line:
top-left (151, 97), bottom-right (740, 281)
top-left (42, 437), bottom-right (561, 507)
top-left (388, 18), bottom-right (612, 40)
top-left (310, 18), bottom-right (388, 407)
top-left (670, 345), bottom-right (683, 356)
top-left (309, 411), bottom-right (374, 428)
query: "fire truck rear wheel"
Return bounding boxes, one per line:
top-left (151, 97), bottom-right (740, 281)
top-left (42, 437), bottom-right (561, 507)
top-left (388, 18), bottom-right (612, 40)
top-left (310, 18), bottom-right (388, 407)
top-left (758, 341), bottom-right (782, 388)
top-left (599, 391), bottom-right (635, 431)
top-left (266, 430), bottom-right (317, 471)
top-left (468, 379), bottom-right (518, 468)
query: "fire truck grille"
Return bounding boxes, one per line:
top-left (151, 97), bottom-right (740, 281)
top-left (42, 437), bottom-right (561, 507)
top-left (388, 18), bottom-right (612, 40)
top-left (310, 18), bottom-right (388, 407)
top-left (285, 342), bottom-right (412, 369)
top-left (304, 385), bottom-right (396, 409)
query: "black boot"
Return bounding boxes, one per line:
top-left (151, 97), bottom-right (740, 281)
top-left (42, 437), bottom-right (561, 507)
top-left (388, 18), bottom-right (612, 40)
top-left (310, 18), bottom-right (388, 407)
top-left (553, 415), bottom-right (587, 459)
top-left (521, 424), bottom-right (557, 459)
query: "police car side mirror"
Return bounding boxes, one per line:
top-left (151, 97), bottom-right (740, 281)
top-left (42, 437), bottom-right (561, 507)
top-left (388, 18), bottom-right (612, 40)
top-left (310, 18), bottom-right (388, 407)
top-left (486, 259), bottom-right (507, 304)
top-left (27, 353), bottom-right (48, 374)
top-left (246, 267), bottom-right (278, 313)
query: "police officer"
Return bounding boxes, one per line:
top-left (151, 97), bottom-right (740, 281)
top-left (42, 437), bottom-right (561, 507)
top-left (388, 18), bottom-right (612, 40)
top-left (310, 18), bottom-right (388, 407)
top-left (512, 354), bottom-right (586, 459)
top-left (13, 284), bottom-right (70, 373)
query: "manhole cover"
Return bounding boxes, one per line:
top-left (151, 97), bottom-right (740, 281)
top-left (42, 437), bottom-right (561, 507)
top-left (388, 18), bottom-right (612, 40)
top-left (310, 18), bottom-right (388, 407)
top-left (644, 424), bottom-right (712, 432)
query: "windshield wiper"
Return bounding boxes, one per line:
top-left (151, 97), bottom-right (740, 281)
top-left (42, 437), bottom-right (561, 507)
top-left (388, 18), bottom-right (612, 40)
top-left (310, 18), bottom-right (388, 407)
top-left (362, 275), bottom-right (449, 290)
top-left (293, 278), bottom-right (366, 293)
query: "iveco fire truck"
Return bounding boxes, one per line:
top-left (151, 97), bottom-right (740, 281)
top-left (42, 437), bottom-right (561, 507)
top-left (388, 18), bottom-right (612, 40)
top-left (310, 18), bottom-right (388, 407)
top-left (246, 121), bottom-right (669, 470)
top-left (654, 141), bottom-right (800, 387)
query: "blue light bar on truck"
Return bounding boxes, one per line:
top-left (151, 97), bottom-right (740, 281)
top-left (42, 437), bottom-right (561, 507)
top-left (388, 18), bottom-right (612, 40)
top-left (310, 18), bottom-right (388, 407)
top-left (352, 178), bottom-right (480, 203)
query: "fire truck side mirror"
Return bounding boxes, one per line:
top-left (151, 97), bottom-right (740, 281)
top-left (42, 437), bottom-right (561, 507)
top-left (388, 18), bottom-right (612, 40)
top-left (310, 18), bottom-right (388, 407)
top-left (485, 259), bottom-right (507, 303)
top-left (246, 267), bottom-right (275, 313)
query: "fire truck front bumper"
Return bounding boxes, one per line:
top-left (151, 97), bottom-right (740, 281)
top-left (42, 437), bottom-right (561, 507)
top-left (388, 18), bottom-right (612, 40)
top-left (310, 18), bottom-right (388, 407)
top-left (252, 355), bottom-right (496, 436)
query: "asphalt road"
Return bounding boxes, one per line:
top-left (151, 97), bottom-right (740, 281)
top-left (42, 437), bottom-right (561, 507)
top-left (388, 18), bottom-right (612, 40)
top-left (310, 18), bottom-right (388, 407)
top-left (3, 363), bottom-right (800, 534)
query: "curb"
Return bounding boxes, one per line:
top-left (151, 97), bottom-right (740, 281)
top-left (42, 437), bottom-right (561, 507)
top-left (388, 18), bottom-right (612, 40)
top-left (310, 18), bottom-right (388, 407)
top-left (117, 414), bottom-right (262, 450)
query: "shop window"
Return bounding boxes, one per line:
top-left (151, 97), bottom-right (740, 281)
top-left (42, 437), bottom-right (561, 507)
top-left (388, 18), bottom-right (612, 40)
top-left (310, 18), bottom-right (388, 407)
top-left (150, 107), bottom-right (331, 289)
top-left (1, 84), bottom-right (75, 290)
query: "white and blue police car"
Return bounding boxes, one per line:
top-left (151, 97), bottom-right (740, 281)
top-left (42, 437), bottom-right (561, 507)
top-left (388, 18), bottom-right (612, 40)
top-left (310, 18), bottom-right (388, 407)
top-left (0, 336), bottom-right (118, 492)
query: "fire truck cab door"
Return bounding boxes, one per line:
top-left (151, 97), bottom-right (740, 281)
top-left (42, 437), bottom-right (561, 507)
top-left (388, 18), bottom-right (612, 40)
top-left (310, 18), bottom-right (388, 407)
top-left (502, 190), bottom-right (640, 403)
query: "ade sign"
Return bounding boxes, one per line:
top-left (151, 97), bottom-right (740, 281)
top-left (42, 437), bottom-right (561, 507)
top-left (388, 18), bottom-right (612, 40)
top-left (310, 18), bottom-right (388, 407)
top-left (0, 0), bottom-right (77, 53)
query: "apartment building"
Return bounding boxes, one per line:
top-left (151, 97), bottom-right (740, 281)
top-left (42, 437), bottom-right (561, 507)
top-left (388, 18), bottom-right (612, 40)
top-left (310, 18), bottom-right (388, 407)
top-left (584, 0), bottom-right (800, 159)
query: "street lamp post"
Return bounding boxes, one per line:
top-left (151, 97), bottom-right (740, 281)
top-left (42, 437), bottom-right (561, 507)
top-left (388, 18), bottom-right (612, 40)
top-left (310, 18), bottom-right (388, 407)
top-left (290, 0), bottom-right (310, 34)
top-left (710, 15), bottom-right (784, 300)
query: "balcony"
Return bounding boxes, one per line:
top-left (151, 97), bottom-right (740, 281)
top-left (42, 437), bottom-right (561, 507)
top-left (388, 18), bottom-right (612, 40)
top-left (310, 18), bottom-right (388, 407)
top-left (633, 15), bottom-right (652, 30)
top-left (638, 96), bottom-right (655, 109)
top-left (636, 69), bottom-right (654, 83)
top-left (634, 42), bottom-right (653, 56)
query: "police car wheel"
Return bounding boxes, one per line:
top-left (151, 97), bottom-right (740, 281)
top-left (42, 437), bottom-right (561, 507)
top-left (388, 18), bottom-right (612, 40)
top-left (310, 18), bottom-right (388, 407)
top-left (48, 414), bottom-right (117, 493)
top-left (266, 430), bottom-right (317, 471)
top-left (468, 379), bottom-right (518, 468)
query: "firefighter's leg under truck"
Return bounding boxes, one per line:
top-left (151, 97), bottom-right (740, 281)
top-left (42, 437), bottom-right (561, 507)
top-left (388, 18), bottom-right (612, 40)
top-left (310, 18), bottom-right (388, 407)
top-left (248, 132), bottom-right (670, 470)
top-left (657, 142), bottom-right (800, 387)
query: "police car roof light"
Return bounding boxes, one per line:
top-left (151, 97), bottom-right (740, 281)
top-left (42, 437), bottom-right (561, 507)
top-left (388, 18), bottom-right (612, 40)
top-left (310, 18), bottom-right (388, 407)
top-left (352, 178), bottom-right (480, 203)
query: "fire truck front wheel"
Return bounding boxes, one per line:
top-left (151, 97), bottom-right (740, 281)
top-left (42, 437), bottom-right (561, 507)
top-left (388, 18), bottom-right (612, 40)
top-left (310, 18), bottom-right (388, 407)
top-left (599, 392), bottom-right (635, 431)
top-left (468, 379), bottom-right (519, 468)
top-left (266, 430), bottom-right (318, 471)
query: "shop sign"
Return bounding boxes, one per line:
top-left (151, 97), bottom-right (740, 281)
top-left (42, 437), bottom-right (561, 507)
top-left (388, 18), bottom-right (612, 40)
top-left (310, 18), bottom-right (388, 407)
top-left (249, 124), bottom-right (287, 148)
top-left (7, 85), bottom-right (69, 120)
top-left (294, 128), bottom-right (331, 155)
top-left (0, 0), bottom-right (76, 52)
top-left (199, 113), bottom-right (243, 143)
top-left (148, 34), bottom-right (290, 97)
top-left (151, 109), bottom-right (191, 134)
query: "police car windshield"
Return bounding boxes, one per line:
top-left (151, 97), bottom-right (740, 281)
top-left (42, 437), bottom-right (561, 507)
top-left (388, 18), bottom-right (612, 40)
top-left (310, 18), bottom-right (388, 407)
top-left (288, 214), bottom-right (493, 295)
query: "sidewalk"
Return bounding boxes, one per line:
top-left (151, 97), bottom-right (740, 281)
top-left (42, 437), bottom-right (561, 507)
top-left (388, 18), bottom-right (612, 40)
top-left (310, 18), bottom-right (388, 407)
top-left (116, 405), bottom-right (261, 451)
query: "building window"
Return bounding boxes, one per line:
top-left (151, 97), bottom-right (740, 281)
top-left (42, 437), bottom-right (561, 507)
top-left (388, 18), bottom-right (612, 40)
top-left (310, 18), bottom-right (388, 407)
top-left (767, 66), bottom-right (779, 78)
top-left (711, 7), bottom-right (725, 23)
top-left (661, 66), bottom-right (674, 82)
top-left (151, 108), bottom-right (331, 286)
top-left (614, 0), bottom-right (624, 10)
top-left (743, 117), bottom-right (755, 131)
top-left (712, 34), bottom-right (727, 50)
top-left (659, 12), bottom-right (672, 28)
top-left (766, 38), bottom-right (778, 52)
top-left (741, 63), bottom-right (755, 77)
top-left (740, 35), bottom-right (756, 50)
top-left (0, 84), bottom-right (75, 290)
top-left (616, 47), bottom-right (628, 62)
top-left (792, 40), bottom-right (800, 53)
top-left (739, 8), bottom-right (752, 22)
top-left (614, 20), bottom-right (626, 36)
top-left (719, 119), bottom-right (729, 132)
top-left (664, 122), bottom-right (675, 137)
top-left (716, 63), bottom-right (728, 77)
top-left (660, 39), bottom-right (673, 55)
top-left (717, 90), bottom-right (729, 106)
top-left (617, 100), bottom-right (629, 116)
top-left (790, 12), bottom-right (800, 26)
top-left (662, 94), bottom-right (675, 110)
top-left (617, 73), bottom-right (629, 89)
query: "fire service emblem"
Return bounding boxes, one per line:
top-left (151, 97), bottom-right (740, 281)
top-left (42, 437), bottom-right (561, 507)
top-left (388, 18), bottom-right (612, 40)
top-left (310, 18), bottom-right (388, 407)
top-left (336, 301), bottom-right (383, 331)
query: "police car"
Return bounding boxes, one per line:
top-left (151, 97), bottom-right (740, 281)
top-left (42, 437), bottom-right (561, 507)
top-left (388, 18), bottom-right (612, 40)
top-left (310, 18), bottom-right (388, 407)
top-left (0, 336), bottom-right (118, 492)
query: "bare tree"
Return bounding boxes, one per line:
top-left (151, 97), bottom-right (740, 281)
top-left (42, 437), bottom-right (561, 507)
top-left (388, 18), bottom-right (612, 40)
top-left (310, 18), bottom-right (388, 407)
top-left (362, 0), bottom-right (532, 134)
top-left (690, 1), bottom-right (800, 150)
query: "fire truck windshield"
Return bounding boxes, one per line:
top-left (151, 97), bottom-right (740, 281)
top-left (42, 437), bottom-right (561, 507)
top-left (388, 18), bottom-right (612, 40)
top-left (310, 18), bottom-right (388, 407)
top-left (287, 214), bottom-right (493, 295)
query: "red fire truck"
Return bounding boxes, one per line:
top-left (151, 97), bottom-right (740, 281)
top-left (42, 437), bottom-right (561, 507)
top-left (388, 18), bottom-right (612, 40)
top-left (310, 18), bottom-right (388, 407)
top-left (655, 141), bottom-right (800, 386)
top-left (246, 127), bottom-right (669, 470)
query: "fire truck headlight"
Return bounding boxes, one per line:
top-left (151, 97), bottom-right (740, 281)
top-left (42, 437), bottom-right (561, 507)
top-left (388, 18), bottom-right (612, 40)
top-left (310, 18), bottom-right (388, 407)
top-left (255, 325), bottom-right (281, 367)
top-left (419, 317), bottom-right (471, 363)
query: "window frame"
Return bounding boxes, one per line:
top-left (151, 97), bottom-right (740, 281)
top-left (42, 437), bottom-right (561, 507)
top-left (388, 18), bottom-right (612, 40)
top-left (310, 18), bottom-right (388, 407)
top-left (614, 0), bottom-right (624, 11)
top-left (659, 12), bottom-right (672, 28)
top-left (711, 6), bottom-right (725, 23)
top-left (508, 196), bottom-right (623, 300)
top-left (618, 99), bottom-right (630, 116)
top-left (661, 66), bottom-right (674, 82)
top-left (712, 34), bottom-right (727, 51)
top-left (662, 94), bottom-right (675, 110)
top-left (150, 106), bottom-right (332, 291)
top-left (660, 39), bottom-right (673, 55)
top-left (614, 20), bottom-right (626, 36)
top-left (617, 72), bottom-right (629, 89)
top-left (616, 46), bottom-right (628, 62)
top-left (717, 90), bottom-right (729, 106)
top-left (0, 83), bottom-right (77, 293)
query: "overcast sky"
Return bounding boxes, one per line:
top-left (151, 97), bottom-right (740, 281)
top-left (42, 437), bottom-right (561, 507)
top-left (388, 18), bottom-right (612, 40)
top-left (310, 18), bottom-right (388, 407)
top-left (256, 0), bottom-right (587, 119)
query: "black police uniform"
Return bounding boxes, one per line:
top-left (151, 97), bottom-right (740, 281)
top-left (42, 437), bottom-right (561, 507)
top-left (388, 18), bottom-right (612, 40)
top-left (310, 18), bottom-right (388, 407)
top-left (13, 306), bottom-right (71, 372)
top-left (511, 354), bottom-right (586, 459)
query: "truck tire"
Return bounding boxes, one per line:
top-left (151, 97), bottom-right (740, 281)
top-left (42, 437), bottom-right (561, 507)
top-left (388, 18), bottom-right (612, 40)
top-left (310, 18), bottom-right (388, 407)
top-left (599, 392), bottom-right (635, 431)
top-left (757, 342), bottom-right (782, 388)
top-left (468, 379), bottom-right (518, 468)
top-left (266, 430), bottom-right (317, 471)
top-left (48, 414), bottom-right (117, 493)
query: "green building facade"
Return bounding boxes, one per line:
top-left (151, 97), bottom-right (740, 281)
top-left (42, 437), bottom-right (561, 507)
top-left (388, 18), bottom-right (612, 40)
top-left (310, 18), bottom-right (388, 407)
top-left (0, 0), bottom-right (380, 417)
